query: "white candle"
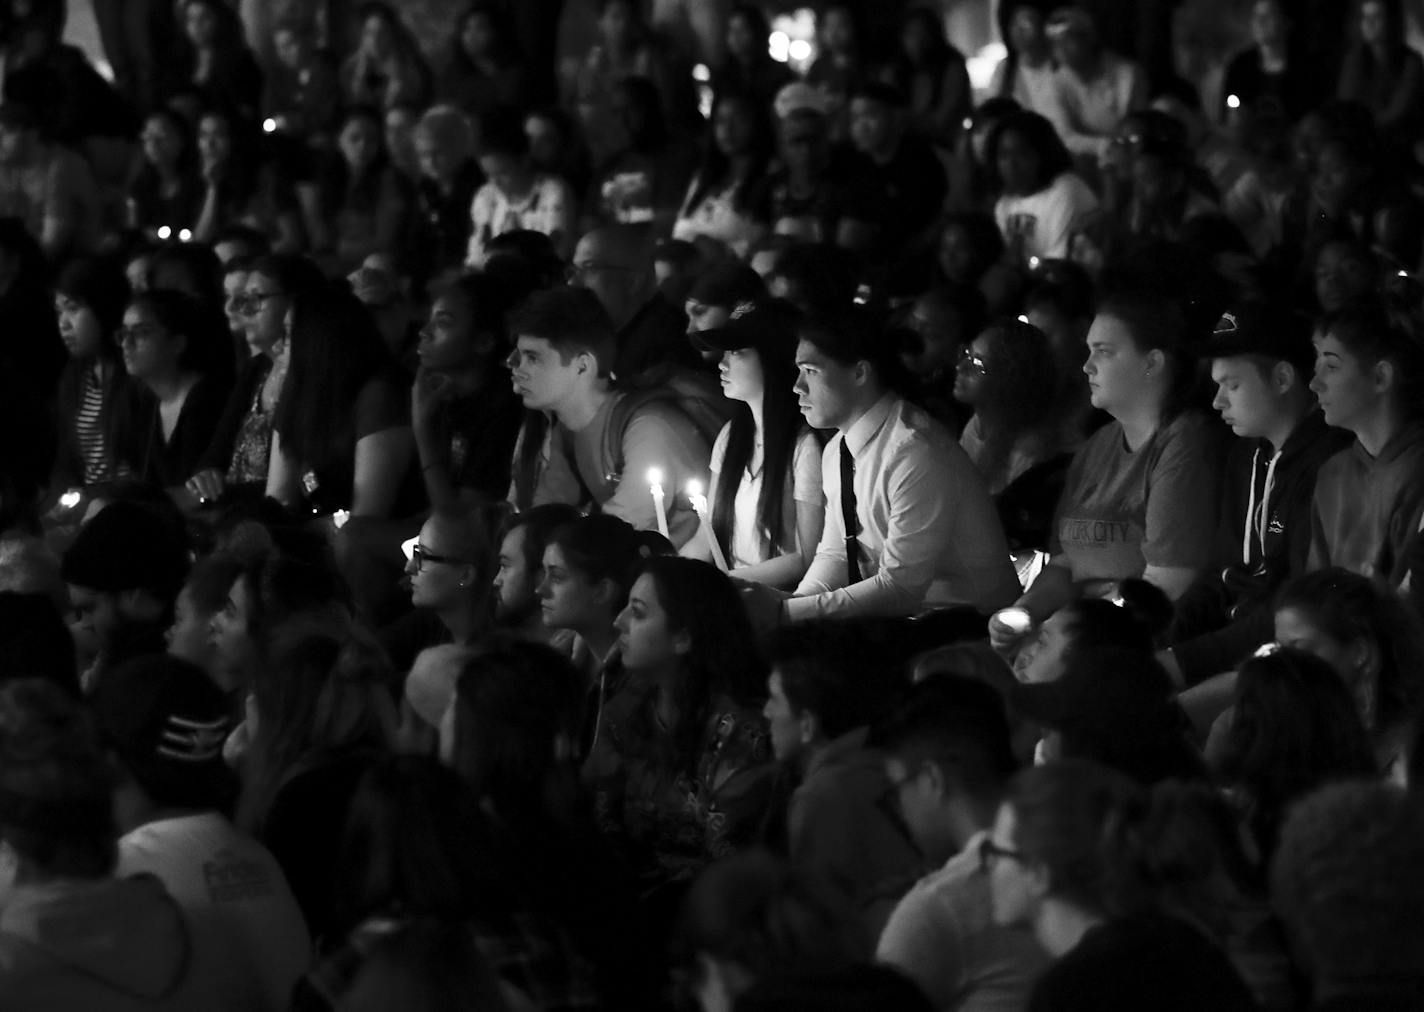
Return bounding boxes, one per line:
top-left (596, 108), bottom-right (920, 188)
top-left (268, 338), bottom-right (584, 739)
top-left (686, 479), bottom-right (729, 571)
top-left (647, 467), bottom-right (670, 539)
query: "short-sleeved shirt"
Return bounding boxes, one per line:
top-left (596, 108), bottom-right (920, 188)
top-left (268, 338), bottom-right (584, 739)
top-left (709, 425), bottom-right (823, 569)
top-left (1050, 413), bottom-right (1221, 584)
top-left (466, 175), bottom-right (573, 267)
top-left (994, 173), bottom-right (1100, 264)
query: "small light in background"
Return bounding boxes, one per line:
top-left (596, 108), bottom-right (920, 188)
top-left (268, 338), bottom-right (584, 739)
top-left (1225, 94), bottom-right (1241, 110)
top-left (157, 225), bottom-right (172, 240)
top-left (59, 490), bottom-right (81, 510)
top-left (788, 38), bottom-right (812, 62)
top-left (1017, 314), bottom-right (1029, 323)
top-left (768, 30), bottom-right (790, 62)
top-left (771, 9), bottom-right (817, 73)
top-left (178, 228), bottom-right (193, 243)
top-left (692, 63), bottom-right (710, 82)
top-left (967, 41), bottom-right (1008, 98)
top-left (263, 117), bottom-right (278, 133)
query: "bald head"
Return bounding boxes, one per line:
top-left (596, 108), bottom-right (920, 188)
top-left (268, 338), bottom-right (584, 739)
top-left (571, 224), bottom-right (655, 328)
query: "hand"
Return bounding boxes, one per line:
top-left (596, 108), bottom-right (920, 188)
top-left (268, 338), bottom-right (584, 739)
top-left (412, 368), bottom-right (454, 431)
top-left (737, 580), bottom-right (790, 637)
top-left (988, 609), bottom-right (1033, 655)
top-left (186, 469), bottom-right (226, 506)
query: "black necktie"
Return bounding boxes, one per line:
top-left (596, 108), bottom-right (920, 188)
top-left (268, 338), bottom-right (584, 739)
top-left (840, 438), bottom-right (862, 584)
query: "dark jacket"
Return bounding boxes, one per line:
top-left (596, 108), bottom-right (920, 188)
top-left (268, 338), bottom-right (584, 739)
top-left (1170, 411), bottom-right (1352, 683)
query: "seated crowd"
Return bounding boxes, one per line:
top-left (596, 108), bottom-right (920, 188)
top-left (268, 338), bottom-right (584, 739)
top-left (4, 0), bottom-right (1424, 1008)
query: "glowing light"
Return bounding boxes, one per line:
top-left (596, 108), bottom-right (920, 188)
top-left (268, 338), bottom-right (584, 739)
top-left (692, 63), bottom-right (710, 82)
top-left (768, 31), bottom-right (790, 62)
top-left (967, 41), bottom-right (1008, 96)
top-left (1017, 315), bottom-right (1029, 323)
top-left (400, 535), bottom-right (417, 563)
top-left (157, 225), bottom-right (172, 240)
top-left (686, 478), bottom-right (704, 498)
top-left (1028, 256), bottom-right (1041, 270)
top-left (178, 228), bottom-right (192, 243)
top-left (646, 467), bottom-right (664, 486)
top-left (995, 607), bottom-right (1033, 635)
top-left (788, 39), bottom-right (812, 62)
top-left (1226, 94), bottom-right (1241, 110)
top-left (59, 490), bottom-right (81, 510)
top-left (1399, 270), bottom-right (1411, 278)
top-left (332, 509), bottom-right (351, 530)
top-left (262, 117), bottom-right (278, 133)
top-left (962, 116), bottom-right (974, 131)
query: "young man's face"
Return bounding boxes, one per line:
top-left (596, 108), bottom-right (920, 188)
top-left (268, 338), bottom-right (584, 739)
top-left (1210, 356), bottom-right (1288, 440)
top-left (1310, 332), bottom-right (1383, 432)
top-left (848, 98), bottom-right (894, 157)
top-left (793, 338), bottom-right (862, 431)
top-left (68, 584), bottom-right (118, 656)
top-left (493, 526), bottom-right (539, 627)
top-left (509, 335), bottom-right (582, 411)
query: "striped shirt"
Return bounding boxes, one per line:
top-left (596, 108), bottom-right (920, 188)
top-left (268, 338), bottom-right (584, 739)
top-left (75, 366), bottom-right (112, 485)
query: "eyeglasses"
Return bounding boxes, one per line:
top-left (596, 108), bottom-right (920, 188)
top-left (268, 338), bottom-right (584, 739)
top-left (978, 836), bottom-right (1026, 871)
top-left (957, 345), bottom-right (989, 375)
top-left (114, 324), bottom-right (163, 346)
top-left (405, 541), bottom-right (470, 572)
top-left (235, 291), bottom-right (283, 316)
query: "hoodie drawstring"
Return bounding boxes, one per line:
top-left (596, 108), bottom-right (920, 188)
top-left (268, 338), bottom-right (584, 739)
top-left (1242, 446), bottom-right (1283, 565)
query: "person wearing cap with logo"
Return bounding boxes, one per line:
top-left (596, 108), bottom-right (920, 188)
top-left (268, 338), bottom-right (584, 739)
top-left (97, 654), bottom-right (311, 1011)
top-left (690, 299), bottom-right (824, 589)
top-left (1161, 305), bottom-right (1351, 692)
top-left (745, 310), bottom-right (1019, 625)
top-left (1043, 6), bottom-right (1147, 168)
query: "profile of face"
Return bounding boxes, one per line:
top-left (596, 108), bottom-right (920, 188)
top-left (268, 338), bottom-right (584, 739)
top-left (718, 347), bottom-right (765, 404)
top-left (118, 304), bottom-right (184, 382)
top-left (726, 12), bottom-right (758, 61)
top-left (598, 0), bottom-right (635, 46)
top-left (1082, 312), bottom-right (1156, 416)
top-left (614, 572), bottom-right (688, 674)
top-left (197, 114), bottom-right (232, 169)
top-left (167, 586), bottom-right (217, 672)
top-left (68, 584), bottom-right (118, 657)
top-left (995, 128), bottom-right (1041, 197)
top-left (986, 803), bottom-right (1041, 926)
top-left (54, 294), bottom-right (103, 359)
top-left (536, 544), bottom-right (607, 633)
top-left (1313, 242), bottom-right (1374, 314)
top-left (418, 292), bottom-right (485, 373)
top-left (938, 224), bottom-right (977, 283)
top-left (1008, 6), bottom-right (1045, 53)
top-left (763, 670), bottom-right (807, 763)
top-left (493, 526), bottom-right (540, 626)
top-left (184, 1), bottom-right (218, 48)
top-left (569, 232), bottom-right (637, 323)
top-left (686, 300), bottom-right (732, 334)
top-left (713, 100), bottom-right (755, 158)
top-left (241, 270), bottom-right (290, 356)
top-left (1274, 604), bottom-right (1377, 721)
top-left (794, 338), bottom-right (862, 431)
top-left (951, 333), bottom-right (991, 405)
top-left (222, 270), bottom-right (247, 338)
top-left (461, 11), bottom-right (495, 58)
top-left (361, 14), bottom-right (394, 60)
top-left (1250, 0), bottom-right (1288, 47)
top-left (1012, 608), bottom-right (1075, 683)
top-left (1210, 356), bottom-right (1291, 440)
top-left (509, 335), bottom-right (582, 411)
top-left (140, 115), bottom-right (183, 169)
top-left (339, 115), bottom-right (381, 174)
top-left (405, 517), bottom-right (473, 611)
top-left (1310, 330), bottom-right (1383, 431)
top-left (208, 576), bottom-right (257, 685)
top-left (414, 128), bottom-right (458, 183)
top-left (385, 108), bottom-right (416, 167)
top-left (848, 98), bottom-right (893, 157)
top-left (1360, 0), bottom-right (1388, 46)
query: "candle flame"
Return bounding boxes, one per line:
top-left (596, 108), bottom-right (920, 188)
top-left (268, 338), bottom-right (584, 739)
top-left (646, 467), bottom-right (663, 485)
top-left (686, 478), bottom-right (703, 497)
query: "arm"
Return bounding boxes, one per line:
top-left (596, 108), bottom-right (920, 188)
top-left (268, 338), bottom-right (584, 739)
top-left (411, 369), bottom-right (459, 512)
top-left (39, 155), bottom-right (81, 260)
top-left (265, 428), bottom-right (301, 506)
top-left (600, 409), bottom-right (710, 548)
top-left (875, 886), bottom-right (967, 1009)
top-left (1014, 556), bottom-right (1076, 621)
top-left (733, 500), bottom-right (824, 590)
top-left (545, 180), bottom-right (577, 260)
top-left (351, 426), bottom-right (414, 519)
top-left (192, 182), bottom-right (221, 244)
top-left (1142, 564), bottom-right (1199, 600)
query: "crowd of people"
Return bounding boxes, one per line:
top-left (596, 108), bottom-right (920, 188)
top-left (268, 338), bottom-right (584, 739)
top-left (3, 0), bottom-right (1424, 1008)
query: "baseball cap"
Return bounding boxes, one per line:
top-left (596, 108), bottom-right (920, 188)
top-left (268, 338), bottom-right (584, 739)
top-left (90, 654), bottom-right (239, 811)
top-left (61, 500), bottom-right (189, 600)
top-left (694, 298), bottom-right (802, 356)
top-left (1204, 303), bottom-right (1315, 378)
top-left (687, 261), bottom-right (767, 309)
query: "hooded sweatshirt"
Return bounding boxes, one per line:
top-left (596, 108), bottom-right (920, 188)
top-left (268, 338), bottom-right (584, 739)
top-left (1308, 421), bottom-right (1424, 585)
top-left (1171, 412), bottom-right (1353, 683)
top-left (0, 874), bottom-right (220, 1010)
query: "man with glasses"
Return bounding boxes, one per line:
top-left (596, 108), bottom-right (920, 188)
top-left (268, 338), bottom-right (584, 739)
top-left (567, 223), bottom-right (701, 381)
top-left (874, 675), bottom-right (1047, 1012)
top-left (761, 620), bottom-right (925, 937)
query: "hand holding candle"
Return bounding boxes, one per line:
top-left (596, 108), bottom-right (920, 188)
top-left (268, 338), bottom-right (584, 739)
top-left (647, 467), bottom-right (670, 539)
top-left (686, 479), bottom-right (729, 571)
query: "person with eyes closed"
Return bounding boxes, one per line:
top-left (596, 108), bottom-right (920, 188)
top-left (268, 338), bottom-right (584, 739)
top-left (185, 254), bottom-right (327, 509)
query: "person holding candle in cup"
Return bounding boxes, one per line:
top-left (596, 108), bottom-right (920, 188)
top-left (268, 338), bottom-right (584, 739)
top-left (686, 299), bottom-right (824, 590)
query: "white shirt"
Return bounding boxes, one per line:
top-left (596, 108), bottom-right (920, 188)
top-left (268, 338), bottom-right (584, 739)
top-left (994, 172), bottom-right (1099, 263)
top-left (989, 58), bottom-right (1061, 123)
top-left (466, 174), bottom-right (574, 267)
top-left (1048, 52), bottom-right (1147, 160)
top-left (790, 394), bottom-right (1020, 620)
top-left (709, 425), bottom-right (823, 569)
top-left (118, 812), bottom-right (311, 1012)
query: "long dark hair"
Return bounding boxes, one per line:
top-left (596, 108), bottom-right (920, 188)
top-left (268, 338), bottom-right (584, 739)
top-left (450, 2), bottom-right (523, 71)
top-left (885, 8), bottom-right (956, 108)
top-left (544, 514), bottom-right (659, 620)
top-left (272, 282), bottom-right (395, 473)
top-left (628, 558), bottom-right (766, 770)
top-left (683, 92), bottom-right (774, 215)
top-left (126, 288), bottom-right (227, 378)
top-left (711, 326), bottom-right (805, 563)
top-left (326, 105), bottom-right (395, 216)
top-left (983, 110), bottom-right (1073, 195)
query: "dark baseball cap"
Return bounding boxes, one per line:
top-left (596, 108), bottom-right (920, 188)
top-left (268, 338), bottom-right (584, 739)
top-left (91, 654), bottom-right (239, 811)
top-left (694, 298), bottom-right (803, 356)
top-left (686, 261), bottom-right (767, 309)
top-left (1203, 303), bottom-right (1315, 377)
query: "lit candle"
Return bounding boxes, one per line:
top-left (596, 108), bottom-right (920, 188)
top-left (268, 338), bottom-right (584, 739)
top-left (647, 467), bottom-right (670, 539)
top-left (686, 479), bottom-right (729, 572)
top-left (58, 489), bottom-right (81, 510)
top-left (994, 606), bottom-right (1033, 636)
top-left (1226, 94), bottom-right (1241, 110)
top-left (332, 509), bottom-right (351, 530)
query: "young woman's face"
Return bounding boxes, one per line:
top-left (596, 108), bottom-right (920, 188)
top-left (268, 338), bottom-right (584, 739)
top-left (713, 101), bottom-right (755, 158)
top-left (614, 572), bottom-right (686, 674)
top-left (222, 269), bottom-right (248, 338)
top-left (141, 116), bottom-right (183, 168)
top-left (197, 114), bottom-right (232, 166)
top-left (951, 334), bottom-right (992, 405)
top-left (1082, 312), bottom-right (1155, 416)
top-left (241, 270), bottom-right (290, 355)
top-left (1274, 605), bottom-right (1375, 721)
top-left (117, 304), bottom-right (183, 381)
top-left (339, 116), bottom-right (381, 173)
top-left (208, 576), bottom-right (257, 685)
top-left (1008, 7), bottom-right (1045, 52)
top-left (536, 544), bottom-right (605, 633)
top-left (1012, 608), bottom-right (1075, 683)
top-left (1313, 242), bottom-right (1374, 314)
top-left (1310, 330), bottom-right (1382, 431)
top-left (418, 292), bottom-right (483, 373)
top-left (54, 294), bottom-right (103, 359)
top-left (996, 128), bottom-right (1041, 196)
top-left (686, 300), bottom-right (732, 334)
top-left (718, 347), bottom-right (765, 404)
